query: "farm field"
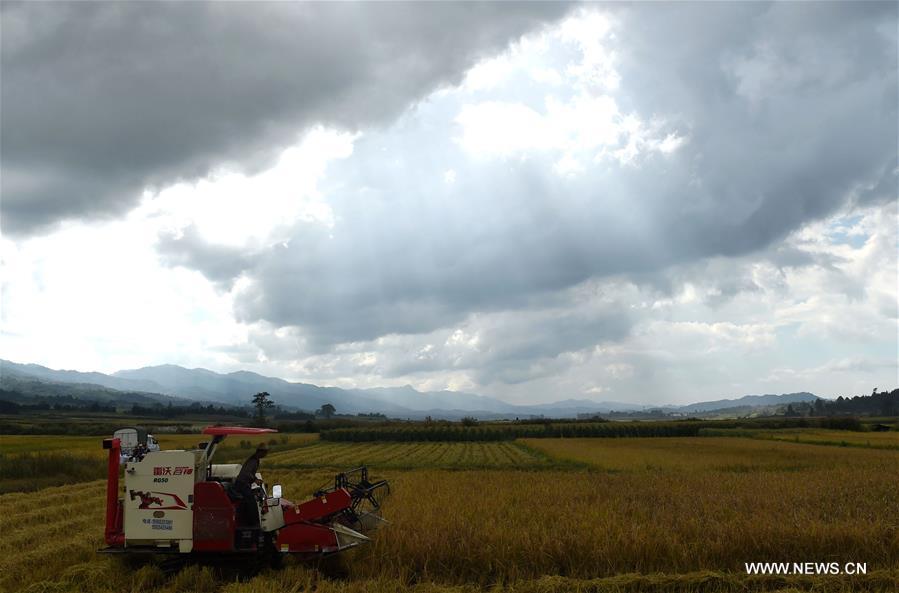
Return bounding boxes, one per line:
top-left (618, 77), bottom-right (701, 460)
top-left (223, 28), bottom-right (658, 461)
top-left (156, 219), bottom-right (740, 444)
top-left (699, 428), bottom-right (899, 450)
top-left (0, 433), bottom-right (203, 457)
top-left (0, 432), bottom-right (317, 457)
top-left (521, 436), bottom-right (899, 471)
top-left (267, 440), bottom-right (555, 469)
top-left (0, 434), bottom-right (896, 592)
top-left (0, 433), bottom-right (318, 493)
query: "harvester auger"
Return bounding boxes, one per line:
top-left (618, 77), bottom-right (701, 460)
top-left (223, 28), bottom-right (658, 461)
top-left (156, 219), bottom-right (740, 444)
top-left (99, 426), bottom-right (389, 561)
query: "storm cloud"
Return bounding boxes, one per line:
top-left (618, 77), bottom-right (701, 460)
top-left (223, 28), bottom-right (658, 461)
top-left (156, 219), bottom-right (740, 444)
top-left (2, 2), bottom-right (895, 401)
top-left (186, 2), bottom-right (897, 349)
top-left (1, 1), bottom-right (573, 234)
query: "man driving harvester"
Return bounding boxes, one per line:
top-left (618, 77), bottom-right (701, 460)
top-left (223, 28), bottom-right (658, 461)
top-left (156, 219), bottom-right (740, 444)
top-left (235, 442), bottom-right (269, 528)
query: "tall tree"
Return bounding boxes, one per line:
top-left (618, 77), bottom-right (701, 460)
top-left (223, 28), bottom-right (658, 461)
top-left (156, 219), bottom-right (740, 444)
top-left (318, 403), bottom-right (336, 419)
top-left (813, 398), bottom-right (825, 416)
top-left (252, 391), bottom-right (274, 426)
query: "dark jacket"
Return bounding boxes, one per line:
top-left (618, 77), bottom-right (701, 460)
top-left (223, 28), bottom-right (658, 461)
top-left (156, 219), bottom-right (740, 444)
top-left (236, 455), bottom-right (260, 485)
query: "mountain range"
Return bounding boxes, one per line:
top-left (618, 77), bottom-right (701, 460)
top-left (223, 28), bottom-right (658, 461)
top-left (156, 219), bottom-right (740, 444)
top-left (0, 359), bottom-right (819, 419)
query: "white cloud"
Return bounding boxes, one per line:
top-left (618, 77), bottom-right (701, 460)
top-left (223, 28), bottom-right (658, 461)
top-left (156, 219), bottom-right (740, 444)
top-left (558, 9), bottom-right (619, 91)
top-left (455, 101), bottom-right (548, 156)
top-left (0, 221), bottom-right (245, 373)
top-left (144, 127), bottom-right (354, 247)
top-left (454, 9), bottom-right (682, 172)
top-left (455, 93), bottom-right (683, 171)
top-left (0, 128), bottom-right (357, 374)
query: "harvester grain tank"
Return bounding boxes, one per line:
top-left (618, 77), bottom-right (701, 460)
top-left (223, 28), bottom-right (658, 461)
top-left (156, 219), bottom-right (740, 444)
top-left (99, 426), bottom-right (389, 560)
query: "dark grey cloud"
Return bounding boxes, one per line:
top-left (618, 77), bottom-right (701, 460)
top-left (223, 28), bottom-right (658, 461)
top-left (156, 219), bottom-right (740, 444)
top-left (238, 298), bottom-right (633, 388)
top-left (628, 242), bottom-right (850, 309)
top-left (461, 308), bottom-right (633, 385)
top-left (1, 1), bottom-right (573, 235)
top-left (156, 225), bottom-right (258, 288)
top-left (383, 304), bottom-right (633, 384)
top-left (610, 1), bottom-right (897, 255)
top-left (230, 174), bottom-right (632, 349)
top-left (152, 4), bottom-right (897, 365)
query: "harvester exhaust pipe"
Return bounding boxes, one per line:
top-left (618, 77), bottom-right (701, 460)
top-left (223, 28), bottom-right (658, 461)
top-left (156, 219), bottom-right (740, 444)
top-left (102, 438), bottom-right (124, 546)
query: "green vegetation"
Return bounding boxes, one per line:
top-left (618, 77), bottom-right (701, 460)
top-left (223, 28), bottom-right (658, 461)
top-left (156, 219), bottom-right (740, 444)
top-left (788, 389), bottom-right (898, 417)
top-left (0, 410), bottom-right (393, 436)
top-left (251, 391), bottom-right (275, 425)
top-left (0, 413), bottom-right (213, 436)
top-left (0, 432), bottom-right (318, 464)
top-left (321, 421), bottom-right (706, 441)
top-left (318, 416), bottom-right (878, 442)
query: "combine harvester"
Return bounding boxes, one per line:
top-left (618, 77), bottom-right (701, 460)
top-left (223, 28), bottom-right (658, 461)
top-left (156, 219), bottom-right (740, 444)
top-left (99, 426), bottom-right (389, 562)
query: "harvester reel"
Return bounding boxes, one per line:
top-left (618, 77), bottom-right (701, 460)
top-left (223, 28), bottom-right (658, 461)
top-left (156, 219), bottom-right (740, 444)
top-left (316, 467), bottom-right (391, 532)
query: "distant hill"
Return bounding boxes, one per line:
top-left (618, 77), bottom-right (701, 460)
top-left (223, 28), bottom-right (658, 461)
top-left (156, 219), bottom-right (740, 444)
top-left (112, 364), bottom-right (412, 414)
top-left (677, 392), bottom-right (819, 414)
top-left (2, 359), bottom-right (825, 419)
top-left (0, 363), bottom-right (187, 408)
top-left (1, 360), bottom-right (172, 394)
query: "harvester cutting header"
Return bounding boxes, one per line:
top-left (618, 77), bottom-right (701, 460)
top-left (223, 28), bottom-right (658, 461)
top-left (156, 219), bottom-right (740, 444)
top-left (100, 426), bottom-right (389, 560)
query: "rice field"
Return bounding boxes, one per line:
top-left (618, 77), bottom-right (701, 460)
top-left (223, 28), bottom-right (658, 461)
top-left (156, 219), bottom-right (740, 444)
top-left (1, 435), bottom-right (896, 592)
top-left (520, 436), bottom-right (899, 472)
top-left (267, 440), bottom-right (553, 469)
top-left (0, 432), bottom-right (318, 458)
top-left (0, 433), bottom-right (319, 492)
top-left (699, 428), bottom-right (899, 450)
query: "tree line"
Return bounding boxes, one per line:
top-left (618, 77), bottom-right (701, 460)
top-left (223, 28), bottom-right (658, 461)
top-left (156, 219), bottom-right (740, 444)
top-left (785, 389), bottom-right (898, 418)
top-left (321, 422), bottom-right (707, 442)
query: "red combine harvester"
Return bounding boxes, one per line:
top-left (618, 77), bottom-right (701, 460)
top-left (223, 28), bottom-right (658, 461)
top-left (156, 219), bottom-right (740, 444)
top-left (99, 426), bottom-right (389, 560)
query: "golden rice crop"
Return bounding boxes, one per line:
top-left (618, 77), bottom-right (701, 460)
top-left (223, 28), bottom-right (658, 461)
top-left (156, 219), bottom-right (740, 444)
top-left (267, 441), bottom-right (552, 469)
top-left (0, 433), bottom-right (320, 492)
top-left (346, 466), bottom-right (898, 584)
top-left (0, 432), bottom-right (318, 458)
top-left (699, 428), bottom-right (899, 450)
top-left (0, 434), bottom-right (120, 458)
top-left (520, 436), bottom-right (899, 472)
top-left (2, 436), bottom-right (896, 593)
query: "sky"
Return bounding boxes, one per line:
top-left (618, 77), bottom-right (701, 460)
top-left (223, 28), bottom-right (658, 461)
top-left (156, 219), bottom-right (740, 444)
top-left (1, 2), bottom-right (896, 406)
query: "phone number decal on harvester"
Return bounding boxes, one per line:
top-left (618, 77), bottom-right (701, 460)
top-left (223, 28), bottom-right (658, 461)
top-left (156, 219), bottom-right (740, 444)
top-left (142, 518), bottom-right (174, 531)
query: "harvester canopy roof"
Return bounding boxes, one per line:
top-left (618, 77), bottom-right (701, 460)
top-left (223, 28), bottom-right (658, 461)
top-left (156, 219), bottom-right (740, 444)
top-left (201, 426), bottom-right (278, 435)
